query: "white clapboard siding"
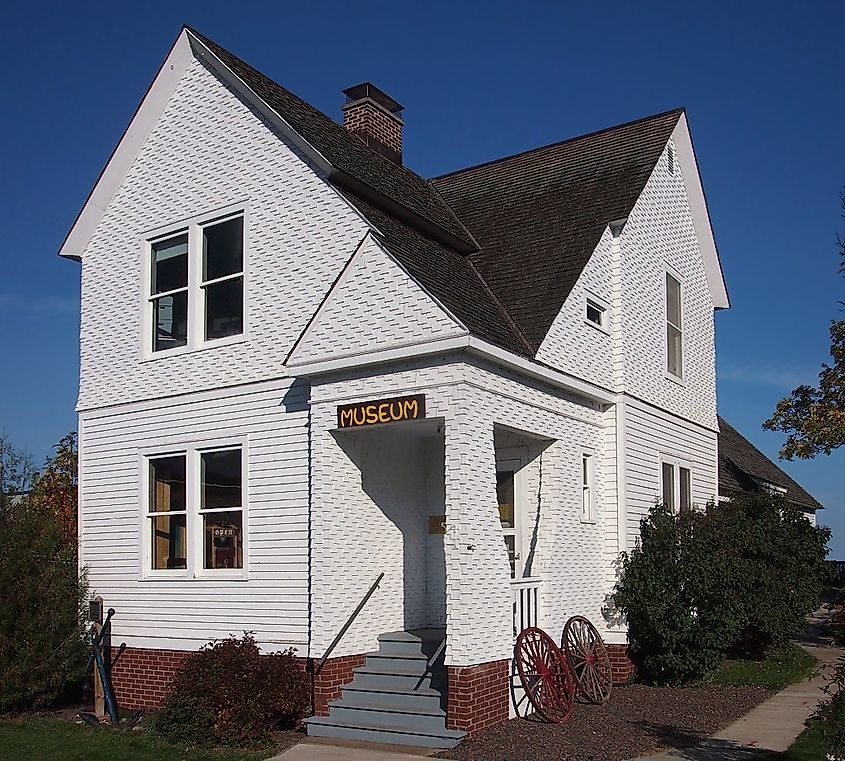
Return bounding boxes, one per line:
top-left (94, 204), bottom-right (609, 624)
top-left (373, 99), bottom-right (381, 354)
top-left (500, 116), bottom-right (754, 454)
top-left (79, 378), bottom-right (310, 653)
top-left (623, 396), bottom-right (718, 549)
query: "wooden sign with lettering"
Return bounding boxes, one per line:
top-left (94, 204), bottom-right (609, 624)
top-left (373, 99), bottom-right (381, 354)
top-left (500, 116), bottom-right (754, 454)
top-left (337, 394), bottom-right (426, 429)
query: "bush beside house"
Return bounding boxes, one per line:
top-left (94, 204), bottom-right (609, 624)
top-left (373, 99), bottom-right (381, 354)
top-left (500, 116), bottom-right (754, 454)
top-left (154, 634), bottom-right (309, 746)
top-left (613, 493), bottom-right (830, 685)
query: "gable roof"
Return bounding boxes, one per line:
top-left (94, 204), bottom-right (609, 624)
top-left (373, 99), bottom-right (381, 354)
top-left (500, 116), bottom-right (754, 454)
top-left (718, 416), bottom-right (823, 511)
top-left (60, 27), bottom-right (728, 361)
top-left (432, 110), bottom-right (685, 350)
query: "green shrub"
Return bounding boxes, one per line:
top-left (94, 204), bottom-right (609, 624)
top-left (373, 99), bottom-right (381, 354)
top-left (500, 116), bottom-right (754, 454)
top-left (812, 654), bottom-right (845, 758)
top-left (154, 633), bottom-right (309, 746)
top-left (0, 435), bottom-right (88, 710)
top-left (613, 493), bottom-right (830, 685)
top-left (612, 504), bottom-right (744, 684)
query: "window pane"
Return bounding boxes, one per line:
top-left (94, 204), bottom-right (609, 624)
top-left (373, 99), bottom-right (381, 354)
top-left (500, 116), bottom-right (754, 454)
top-left (586, 301), bottom-right (604, 326)
top-left (202, 449), bottom-right (242, 509)
top-left (203, 217), bottom-right (243, 281)
top-left (153, 291), bottom-right (188, 351)
top-left (680, 467), bottom-right (691, 514)
top-left (504, 534), bottom-right (516, 578)
top-left (667, 324), bottom-right (683, 377)
top-left (150, 455), bottom-right (186, 512)
top-left (666, 273), bottom-right (681, 327)
top-left (204, 510), bottom-right (243, 569)
top-left (205, 277), bottom-right (243, 340)
top-left (496, 471), bottom-right (515, 528)
top-left (152, 234), bottom-right (188, 294)
top-left (662, 462), bottom-right (675, 510)
top-left (151, 514), bottom-right (187, 569)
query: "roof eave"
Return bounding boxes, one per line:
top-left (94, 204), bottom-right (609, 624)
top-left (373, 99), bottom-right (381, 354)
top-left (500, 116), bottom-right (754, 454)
top-left (672, 113), bottom-right (730, 310)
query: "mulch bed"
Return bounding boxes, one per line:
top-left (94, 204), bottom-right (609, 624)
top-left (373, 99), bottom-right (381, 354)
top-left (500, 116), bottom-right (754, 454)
top-left (436, 684), bottom-right (773, 761)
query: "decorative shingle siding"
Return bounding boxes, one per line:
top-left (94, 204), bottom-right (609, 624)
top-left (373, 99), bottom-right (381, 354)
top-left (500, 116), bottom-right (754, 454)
top-left (79, 378), bottom-right (311, 652)
top-left (290, 235), bottom-right (467, 366)
top-left (308, 356), bottom-right (610, 667)
top-left (617, 140), bottom-right (718, 429)
top-left (78, 57), bottom-right (368, 411)
top-left (536, 228), bottom-right (615, 389)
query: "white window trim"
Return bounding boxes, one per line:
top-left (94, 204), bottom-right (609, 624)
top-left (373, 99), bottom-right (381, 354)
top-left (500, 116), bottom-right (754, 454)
top-left (497, 448), bottom-right (529, 579)
top-left (581, 451), bottom-right (597, 524)
top-left (141, 202), bottom-right (250, 361)
top-left (664, 266), bottom-right (685, 382)
top-left (139, 435), bottom-right (249, 581)
top-left (658, 454), bottom-right (693, 514)
top-left (584, 292), bottom-right (611, 335)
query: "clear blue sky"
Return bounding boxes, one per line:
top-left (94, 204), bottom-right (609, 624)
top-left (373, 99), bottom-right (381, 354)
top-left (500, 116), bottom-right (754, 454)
top-left (1, 2), bottom-right (842, 547)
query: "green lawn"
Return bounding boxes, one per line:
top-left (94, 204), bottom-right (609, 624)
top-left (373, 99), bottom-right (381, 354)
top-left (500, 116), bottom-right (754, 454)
top-left (0, 718), bottom-right (296, 761)
top-left (709, 643), bottom-right (818, 691)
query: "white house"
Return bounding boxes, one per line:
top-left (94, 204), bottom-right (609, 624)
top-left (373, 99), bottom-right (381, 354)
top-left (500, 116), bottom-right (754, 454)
top-left (61, 27), bottom-right (730, 746)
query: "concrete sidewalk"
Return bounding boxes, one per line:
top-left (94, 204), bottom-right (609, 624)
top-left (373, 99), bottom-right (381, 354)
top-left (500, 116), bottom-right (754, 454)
top-left (627, 643), bottom-right (840, 760)
top-left (269, 737), bottom-right (436, 760)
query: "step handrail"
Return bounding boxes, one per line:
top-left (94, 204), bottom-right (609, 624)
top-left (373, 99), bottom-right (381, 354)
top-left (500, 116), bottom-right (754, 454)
top-left (315, 572), bottom-right (384, 676)
top-left (413, 634), bottom-right (447, 691)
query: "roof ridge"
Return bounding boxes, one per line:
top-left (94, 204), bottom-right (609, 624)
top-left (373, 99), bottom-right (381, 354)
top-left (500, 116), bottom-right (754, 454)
top-left (431, 107), bottom-right (685, 182)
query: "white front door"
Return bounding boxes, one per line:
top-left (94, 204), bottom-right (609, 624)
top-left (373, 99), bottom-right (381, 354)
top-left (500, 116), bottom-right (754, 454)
top-left (496, 449), bottom-right (527, 579)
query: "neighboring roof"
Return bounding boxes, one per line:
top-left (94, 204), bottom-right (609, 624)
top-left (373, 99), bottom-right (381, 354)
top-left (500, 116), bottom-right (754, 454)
top-left (718, 416), bottom-right (823, 511)
top-left (432, 110), bottom-right (684, 350)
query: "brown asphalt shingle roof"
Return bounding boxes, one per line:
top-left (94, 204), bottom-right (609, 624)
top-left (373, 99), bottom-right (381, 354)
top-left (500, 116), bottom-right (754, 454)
top-left (432, 110), bottom-right (683, 350)
top-left (718, 416), bottom-right (823, 511)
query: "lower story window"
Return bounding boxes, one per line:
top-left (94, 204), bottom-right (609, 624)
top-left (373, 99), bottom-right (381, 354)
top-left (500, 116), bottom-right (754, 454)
top-left (145, 444), bottom-right (245, 574)
top-left (661, 458), bottom-right (692, 514)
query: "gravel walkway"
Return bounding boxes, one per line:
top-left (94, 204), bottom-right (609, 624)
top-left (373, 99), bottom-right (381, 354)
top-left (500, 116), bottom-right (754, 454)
top-left (436, 684), bottom-right (773, 761)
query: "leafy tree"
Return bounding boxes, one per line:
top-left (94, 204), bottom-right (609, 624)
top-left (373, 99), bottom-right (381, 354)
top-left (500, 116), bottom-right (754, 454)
top-left (764, 192), bottom-right (844, 459)
top-left (0, 433), bottom-right (87, 710)
top-left (0, 433), bottom-right (35, 496)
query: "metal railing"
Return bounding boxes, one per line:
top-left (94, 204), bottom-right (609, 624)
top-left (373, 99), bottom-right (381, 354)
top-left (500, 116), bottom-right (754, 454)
top-left (315, 572), bottom-right (384, 676)
top-left (511, 576), bottom-right (544, 636)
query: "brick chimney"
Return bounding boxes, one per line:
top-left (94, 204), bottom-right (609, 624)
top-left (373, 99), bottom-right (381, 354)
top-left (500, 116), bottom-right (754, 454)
top-left (342, 83), bottom-right (404, 165)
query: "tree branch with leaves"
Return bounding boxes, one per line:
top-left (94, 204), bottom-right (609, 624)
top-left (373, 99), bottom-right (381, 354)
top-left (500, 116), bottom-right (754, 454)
top-left (764, 192), bottom-right (845, 460)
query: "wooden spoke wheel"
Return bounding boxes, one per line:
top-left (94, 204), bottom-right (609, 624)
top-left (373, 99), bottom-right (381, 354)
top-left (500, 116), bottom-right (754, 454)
top-left (514, 626), bottom-right (576, 723)
top-left (562, 616), bottom-right (613, 704)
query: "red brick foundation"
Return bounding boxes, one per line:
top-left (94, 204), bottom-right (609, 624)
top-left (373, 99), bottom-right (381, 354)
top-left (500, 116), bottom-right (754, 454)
top-left (446, 660), bottom-right (510, 735)
top-left (310, 653), bottom-right (367, 716)
top-left (607, 643), bottom-right (635, 684)
top-left (109, 646), bottom-right (191, 709)
top-left (107, 646), bottom-right (366, 714)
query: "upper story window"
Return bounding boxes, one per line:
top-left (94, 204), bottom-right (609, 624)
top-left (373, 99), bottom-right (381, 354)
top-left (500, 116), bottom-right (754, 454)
top-left (665, 272), bottom-right (683, 378)
top-left (147, 211), bottom-right (245, 355)
top-left (584, 294), bottom-right (610, 334)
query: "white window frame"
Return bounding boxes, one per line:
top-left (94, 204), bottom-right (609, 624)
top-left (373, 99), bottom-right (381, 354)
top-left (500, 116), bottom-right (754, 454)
top-left (496, 448), bottom-right (529, 579)
top-left (659, 454), bottom-right (693, 514)
top-left (140, 436), bottom-right (248, 581)
top-left (664, 268), bottom-right (684, 382)
top-left (141, 202), bottom-right (249, 361)
top-left (581, 452), bottom-right (596, 523)
top-left (584, 292), bottom-right (610, 335)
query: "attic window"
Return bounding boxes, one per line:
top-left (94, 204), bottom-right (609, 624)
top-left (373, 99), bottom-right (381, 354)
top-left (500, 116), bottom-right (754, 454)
top-left (585, 296), bottom-right (609, 333)
top-left (667, 145), bottom-right (675, 175)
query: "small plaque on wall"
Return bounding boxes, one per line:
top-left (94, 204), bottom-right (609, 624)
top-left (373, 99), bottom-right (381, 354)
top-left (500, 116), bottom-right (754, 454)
top-left (428, 515), bottom-right (446, 535)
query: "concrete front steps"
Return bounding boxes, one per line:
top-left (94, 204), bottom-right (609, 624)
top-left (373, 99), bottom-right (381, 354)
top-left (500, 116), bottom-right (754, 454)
top-left (305, 629), bottom-right (465, 749)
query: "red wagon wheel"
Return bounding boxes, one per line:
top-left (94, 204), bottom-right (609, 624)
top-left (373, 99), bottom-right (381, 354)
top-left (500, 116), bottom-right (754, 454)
top-left (514, 627), bottom-right (576, 723)
top-left (562, 616), bottom-right (613, 704)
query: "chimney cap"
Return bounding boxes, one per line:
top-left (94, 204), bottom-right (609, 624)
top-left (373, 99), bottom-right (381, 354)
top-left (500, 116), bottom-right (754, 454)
top-left (342, 82), bottom-right (403, 115)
